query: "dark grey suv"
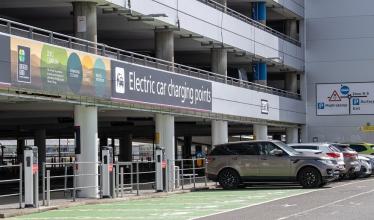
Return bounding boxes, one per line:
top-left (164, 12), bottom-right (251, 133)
top-left (207, 141), bottom-right (338, 189)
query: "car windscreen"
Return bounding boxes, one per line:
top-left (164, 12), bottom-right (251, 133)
top-left (274, 141), bottom-right (301, 155)
top-left (332, 144), bottom-right (354, 152)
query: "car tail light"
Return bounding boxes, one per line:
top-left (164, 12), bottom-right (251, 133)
top-left (343, 152), bottom-right (357, 159)
top-left (326, 152), bottom-right (341, 158)
top-left (207, 156), bottom-right (215, 163)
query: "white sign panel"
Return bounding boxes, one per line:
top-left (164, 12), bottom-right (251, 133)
top-left (316, 83), bottom-right (374, 115)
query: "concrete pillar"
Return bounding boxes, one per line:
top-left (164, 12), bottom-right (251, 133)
top-left (212, 120), bottom-right (228, 147)
top-left (73, 1), bottom-right (97, 42)
top-left (182, 136), bottom-right (192, 159)
top-left (74, 105), bottom-right (98, 198)
top-left (16, 138), bottom-right (25, 163)
top-left (211, 48), bottom-right (227, 76)
top-left (252, 2), bottom-right (267, 25)
top-left (34, 129), bottom-right (46, 172)
top-left (286, 127), bottom-right (299, 144)
top-left (285, 19), bottom-right (298, 40)
top-left (155, 114), bottom-right (175, 191)
top-left (253, 62), bottom-right (267, 85)
top-left (253, 124), bottom-right (268, 140)
top-left (285, 72), bottom-right (298, 93)
top-left (155, 30), bottom-right (174, 62)
top-left (119, 134), bottom-right (132, 162)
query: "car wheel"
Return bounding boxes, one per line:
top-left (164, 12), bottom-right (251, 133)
top-left (218, 168), bottom-right (241, 190)
top-left (299, 167), bottom-right (322, 188)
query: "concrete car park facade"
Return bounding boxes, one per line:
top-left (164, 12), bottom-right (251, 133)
top-left (0, 0), bottom-right (373, 216)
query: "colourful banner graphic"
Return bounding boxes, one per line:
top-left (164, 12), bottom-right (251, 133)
top-left (10, 36), bottom-right (111, 98)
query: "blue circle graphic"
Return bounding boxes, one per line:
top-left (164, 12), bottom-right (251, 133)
top-left (340, 85), bottom-right (350, 95)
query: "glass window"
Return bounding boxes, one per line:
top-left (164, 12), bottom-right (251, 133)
top-left (210, 145), bottom-right (231, 155)
top-left (291, 145), bottom-right (318, 150)
top-left (226, 143), bottom-right (259, 155)
top-left (259, 142), bottom-right (281, 156)
top-left (349, 145), bottom-right (367, 152)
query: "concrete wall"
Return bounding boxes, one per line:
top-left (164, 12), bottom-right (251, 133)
top-left (306, 0), bottom-right (374, 142)
top-left (130, 0), bottom-right (304, 71)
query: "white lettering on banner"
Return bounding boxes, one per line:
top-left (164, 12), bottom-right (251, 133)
top-left (127, 71), bottom-right (212, 106)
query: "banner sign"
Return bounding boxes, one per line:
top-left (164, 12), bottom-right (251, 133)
top-left (316, 83), bottom-right (374, 115)
top-left (10, 36), bottom-right (111, 98)
top-left (111, 61), bottom-right (212, 111)
top-left (7, 35), bottom-right (212, 111)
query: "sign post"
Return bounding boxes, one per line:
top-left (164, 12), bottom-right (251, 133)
top-left (24, 146), bottom-right (38, 208)
top-left (101, 146), bottom-right (113, 198)
top-left (155, 145), bottom-right (165, 192)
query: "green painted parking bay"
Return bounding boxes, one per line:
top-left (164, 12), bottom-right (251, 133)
top-left (14, 188), bottom-right (315, 220)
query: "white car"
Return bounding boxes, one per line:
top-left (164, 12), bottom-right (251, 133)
top-left (357, 155), bottom-right (372, 178)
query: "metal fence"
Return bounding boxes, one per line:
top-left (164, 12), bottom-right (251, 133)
top-left (0, 17), bottom-right (300, 100)
top-left (174, 158), bottom-right (208, 190)
top-left (197, 0), bottom-right (301, 46)
top-left (42, 162), bottom-right (102, 206)
top-left (114, 161), bottom-right (157, 197)
top-left (0, 164), bottom-right (22, 208)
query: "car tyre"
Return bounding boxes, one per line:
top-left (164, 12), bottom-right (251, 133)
top-left (218, 168), bottom-right (241, 190)
top-left (299, 167), bottom-right (322, 188)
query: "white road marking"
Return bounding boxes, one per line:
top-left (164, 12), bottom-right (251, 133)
top-left (190, 178), bottom-right (374, 220)
top-left (277, 189), bottom-right (374, 220)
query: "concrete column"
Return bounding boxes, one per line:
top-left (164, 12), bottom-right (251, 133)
top-left (73, 1), bottom-right (97, 42)
top-left (155, 114), bottom-right (175, 191)
top-left (211, 48), bottom-right (227, 76)
top-left (74, 105), bottom-right (98, 198)
top-left (155, 30), bottom-right (174, 62)
top-left (286, 127), bottom-right (299, 144)
top-left (119, 134), bottom-right (132, 162)
top-left (285, 19), bottom-right (298, 40)
top-left (212, 120), bottom-right (228, 147)
top-left (285, 72), bottom-right (298, 93)
top-left (34, 129), bottom-right (46, 172)
top-left (182, 136), bottom-right (192, 159)
top-left (253, 62), bottom-right (267, 85)
top-left (252, 2), bottom-right (267, 25)
top-left (253, 124), bottom-right (268, 140)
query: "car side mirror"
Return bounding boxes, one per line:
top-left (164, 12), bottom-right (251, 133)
top-left (270, 149), bottom-right (284, 156)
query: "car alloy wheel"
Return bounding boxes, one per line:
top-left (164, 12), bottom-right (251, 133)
top-left (300, 167), bottom-right (321, 188)
top-left (218, 169), bottom-right (240, 189)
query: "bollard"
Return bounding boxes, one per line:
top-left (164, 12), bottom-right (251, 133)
top-left (130, 164), bottom-right (133, 193)
top-left (204, 158), bottom-right (208, 187)
top-left (64, 166), bottom-right (68, 197)
top-left (73, 163), bottom-right (76, 202)
top-left (47, 170), bottom-right (50, 206)
top-left (116, 163), bottom-right (120, 197)
top-left (42, 163), bottom-right (45, 206)
top-left (112, 166), bottom-right (116, 198)
top-left (181, 160), bottom-right (184, 190)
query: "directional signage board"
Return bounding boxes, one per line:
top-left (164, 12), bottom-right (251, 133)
top-left (316, 83), bottom-right (374, 115)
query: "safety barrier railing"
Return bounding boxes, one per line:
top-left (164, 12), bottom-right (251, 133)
top-left (0, 164), bottom-right (22, 208)
top-left (42, 162), bottom-right (102, 206)
top-left (197, 0), bottom-right (301, 46)
top-left (115, 161), bottom-right (157, 197)
top-left (173, 158), bottom-right (208, 190)
top-left (0, 17), bottom-right (301, 100)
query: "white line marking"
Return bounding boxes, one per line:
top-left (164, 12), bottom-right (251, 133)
top-left (277, 189), bottom-right (374, 220)
top-left (190, 178), bottom-right (374, 220)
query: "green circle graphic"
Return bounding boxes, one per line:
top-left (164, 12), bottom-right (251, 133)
top-left (94, 58), bottom-right (106, 97)
top-left (67, 53), bottom-right (83, 94)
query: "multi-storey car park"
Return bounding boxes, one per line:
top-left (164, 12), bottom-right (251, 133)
top-left (0, 0), bottom-right (370, 203)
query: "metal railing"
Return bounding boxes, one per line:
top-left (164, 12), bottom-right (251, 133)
top-left (0, 17), bottom-right (301, 100)
top-left (197, 0), bottom-right (302, 46)
top-left (42, 162), bottom-right (102, 206)
top-left (0, 164), bottom-right (22, 208)
top-left (115, 161), bottom-right (157, 197)
top-left (173, 158), bottom-right (208, 190)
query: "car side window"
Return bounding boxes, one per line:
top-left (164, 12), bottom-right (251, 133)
top-left (226, 143), bottom-right (259, 155)
top-left (349, 145), bottom-right (366, 152)
top-left (259, 142), bottom-right (280, 156)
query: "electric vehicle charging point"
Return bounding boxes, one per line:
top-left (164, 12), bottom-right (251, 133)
top-left (101, 146), bottom-right (113, 198)
top-left (24, 146), bottom-right (38, 208)
top-left (155, 145), bottom-right (165, 192)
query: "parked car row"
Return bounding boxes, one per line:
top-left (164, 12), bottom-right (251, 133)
top-left (206, 141), bottom-right (373, 190)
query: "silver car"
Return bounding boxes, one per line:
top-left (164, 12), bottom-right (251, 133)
top-left (207, 140), bottom-right (338, 189)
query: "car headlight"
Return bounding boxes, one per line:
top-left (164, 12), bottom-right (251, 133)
top-left (317, 159), bottom-right (334, 166)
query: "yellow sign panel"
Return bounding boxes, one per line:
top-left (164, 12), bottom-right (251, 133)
top-left (154, 132), bottom-right (160, 145)
top-left (360, 125), bottom-right (374, 132)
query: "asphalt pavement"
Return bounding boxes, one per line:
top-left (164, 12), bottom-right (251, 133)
top-left (197, 178), bottom-right (374, 220)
